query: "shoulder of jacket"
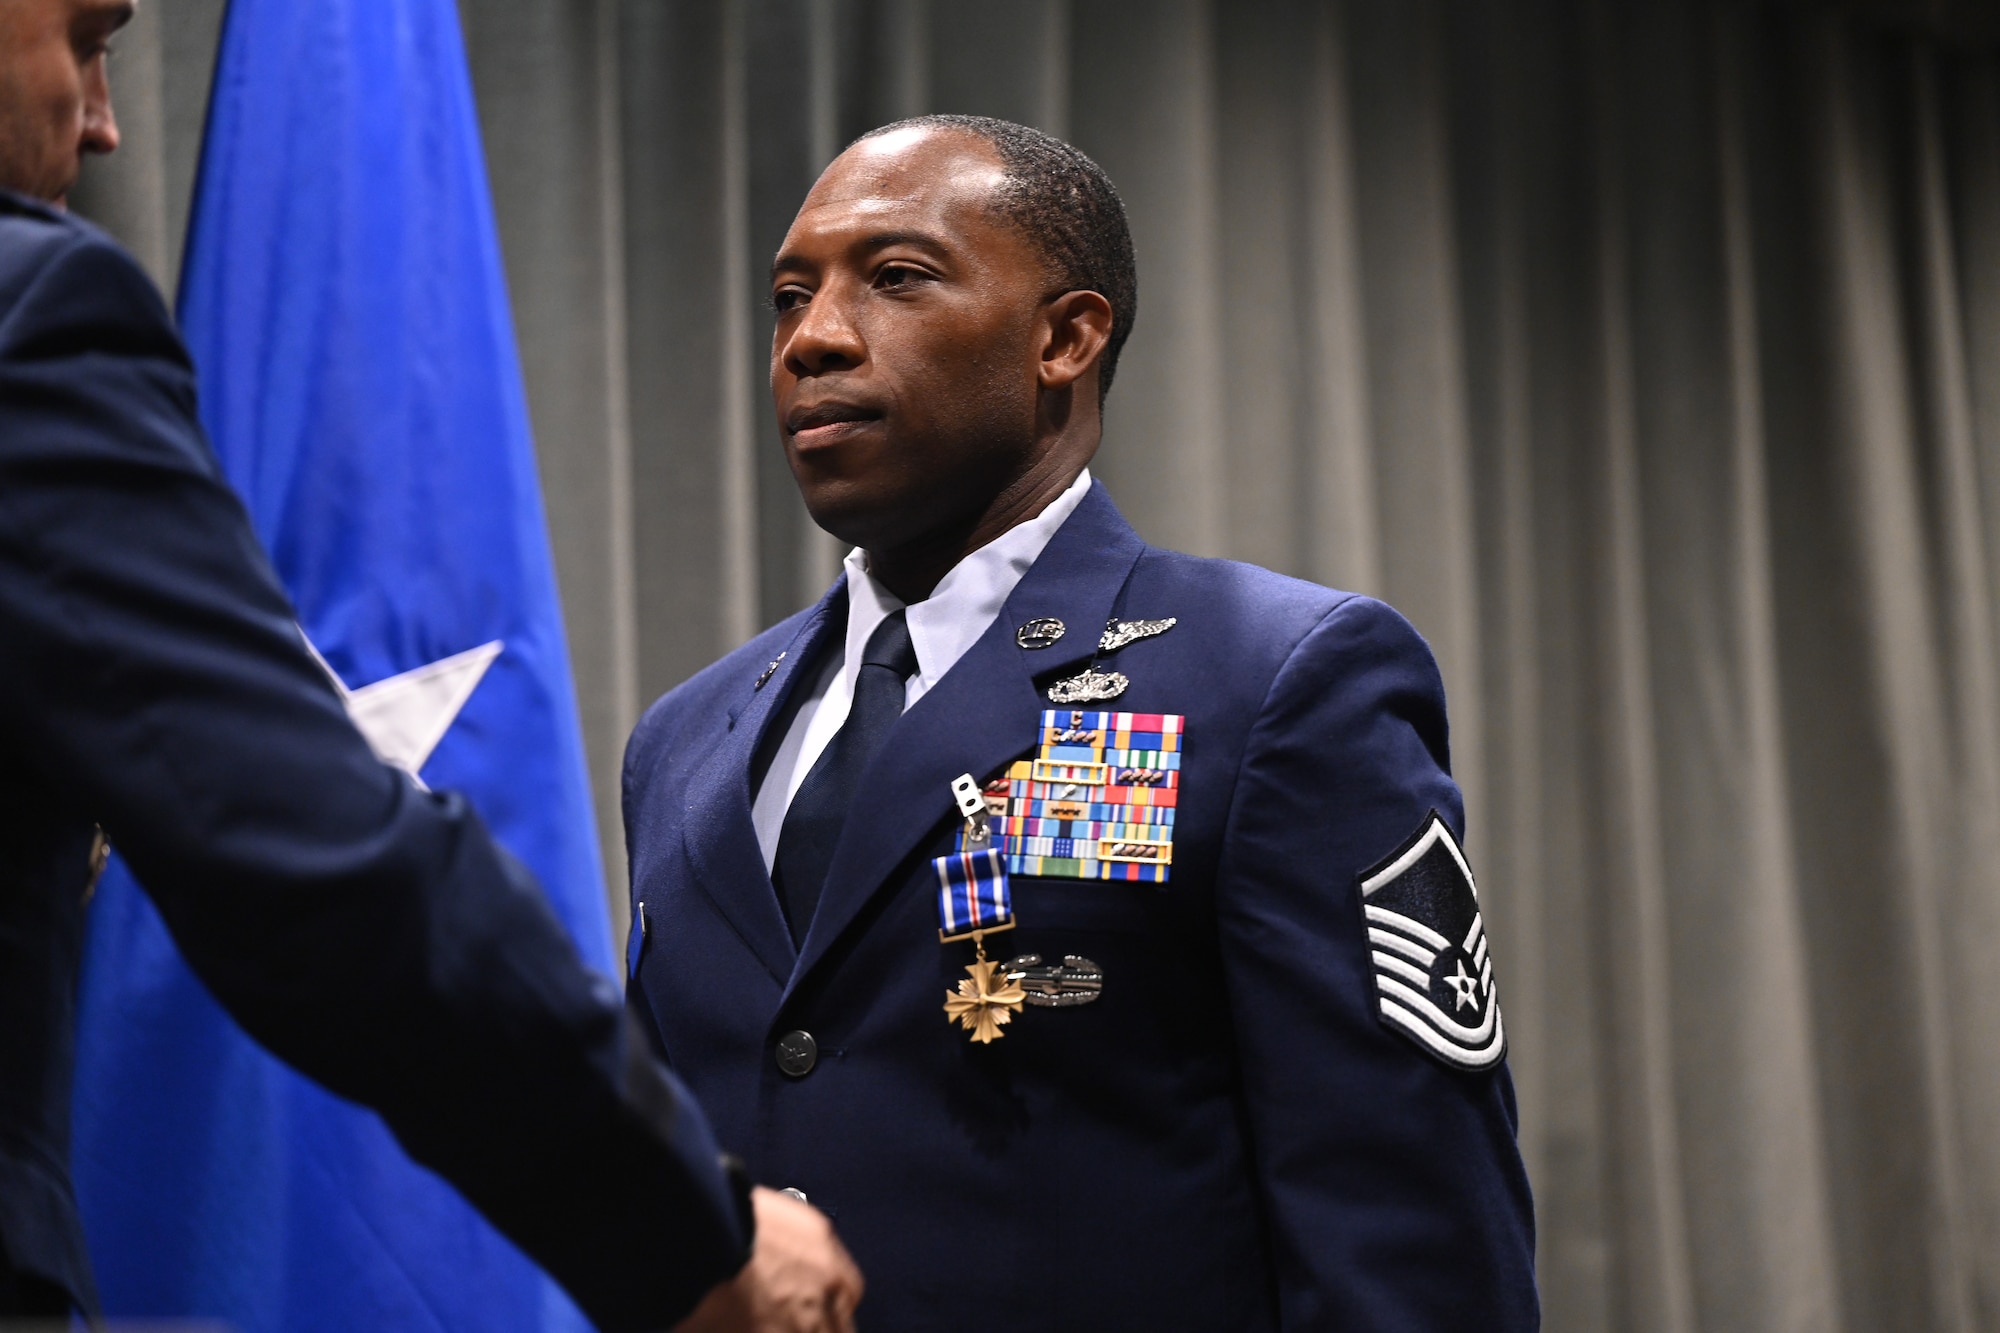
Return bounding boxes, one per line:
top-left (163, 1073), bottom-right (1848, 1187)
top-left (0, 200), bottom-right (170, 340)
top-left (0, 188), bottom-right (78, 233)
top-left (0, 193), bottom-right (137, 270)
top-left (1124, 549), bottom-right (1446, 705)
top-left (0, 201), bottom-right (86, 305)
top-left (1133, 547), bottom-right (1355, 637)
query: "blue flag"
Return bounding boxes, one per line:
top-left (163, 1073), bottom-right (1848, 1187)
top-left (72, 0), bottom-right (610, 1327)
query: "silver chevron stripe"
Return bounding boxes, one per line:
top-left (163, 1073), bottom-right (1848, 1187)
top-left (1098, 617), bottom-right (1177, 652)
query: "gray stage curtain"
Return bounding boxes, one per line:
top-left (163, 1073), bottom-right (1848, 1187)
top-left (69, 0), bottom-right (2000, 1327)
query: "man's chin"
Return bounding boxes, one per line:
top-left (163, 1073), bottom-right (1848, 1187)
top-left (798, 502), bottom-right (875, 554)
top-left (796, 487), bottom-right (914, 555)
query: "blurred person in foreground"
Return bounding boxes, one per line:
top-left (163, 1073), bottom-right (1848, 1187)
top-left (0, 1), bottom-right (862, 1328)
top-left (620, 116), bottom-right (1537, 1329)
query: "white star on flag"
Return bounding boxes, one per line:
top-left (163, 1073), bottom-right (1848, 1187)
top-left (300, 632), bottom-right (502, 787)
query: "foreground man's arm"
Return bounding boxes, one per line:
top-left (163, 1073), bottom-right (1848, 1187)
top-left (0, 203), bottom-right (860, 1331)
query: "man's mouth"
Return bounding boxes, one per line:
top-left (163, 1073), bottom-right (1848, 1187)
top-left (786, 401), bottom-right (883, 448)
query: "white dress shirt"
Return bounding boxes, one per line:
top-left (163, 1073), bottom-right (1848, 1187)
top-left (750, 467), bottom-right (1094, 871)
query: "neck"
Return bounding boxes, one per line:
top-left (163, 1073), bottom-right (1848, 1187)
top-left (868, 420), bottom-right (1104, 600)
top-left (865, 453), bottom-right (1085, 605)
top-left (863, 379), bottom-right (1102, 604)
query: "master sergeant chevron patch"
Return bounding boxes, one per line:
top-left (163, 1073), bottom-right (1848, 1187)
top-left (1358, 811), bottom-right (1507, 1073)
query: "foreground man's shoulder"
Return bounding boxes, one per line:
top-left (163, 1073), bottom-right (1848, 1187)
top-left (0, 193), bottom-right (176, 341)
top-left (0, 188), bottom-right (80, 247)
top-left (1, 190), bottom-right (141, 276)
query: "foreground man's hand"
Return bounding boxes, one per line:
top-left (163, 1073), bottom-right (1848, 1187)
top-left (674, 1187), bottom-right (864, 1333)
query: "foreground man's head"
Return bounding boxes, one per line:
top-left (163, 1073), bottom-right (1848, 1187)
top-left (0, 0), bottom-right (131, 204)
top-left (769, 115), bottom-right (1136, 603)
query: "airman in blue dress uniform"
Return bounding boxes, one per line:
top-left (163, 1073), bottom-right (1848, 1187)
top-left (624, 116), bottom-right (1537, 1330)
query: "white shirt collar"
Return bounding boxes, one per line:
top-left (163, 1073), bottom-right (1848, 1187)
top-left (841, 466), bottom-right (1093, 706)
top-left (749, 468), bottom-right (1094, 872)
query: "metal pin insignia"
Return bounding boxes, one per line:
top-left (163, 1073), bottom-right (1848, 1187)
top-left (1005, 954), bottom-right (1104, 1007)
top-left (1016, 617), bottom-right (1065, 650)
top-left (1047, 668), bottom-right (1129, 704)
top-left (1099, 617), bottom-right (1177, 653)
top-left (754, 652), bottom-right (786, 689)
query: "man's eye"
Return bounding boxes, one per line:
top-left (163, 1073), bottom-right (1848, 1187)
top-left (876, 264), bottom-right (926, 289)
top-left (772, 288), bottom-right (809, 312)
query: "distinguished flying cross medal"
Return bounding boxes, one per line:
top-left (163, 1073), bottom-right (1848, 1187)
top-left (936, 774), bottom-right (1023, 1043)
top-left (944, 956), bottom-right (1026, 1043)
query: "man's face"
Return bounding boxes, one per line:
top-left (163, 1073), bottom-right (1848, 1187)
top-left (0, 0), bottom-right (131, 205)
top-left (770, 128), bottom-right (1058, 554)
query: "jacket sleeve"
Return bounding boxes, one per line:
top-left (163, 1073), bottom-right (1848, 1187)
top-left (0, 224), bottom-right (748, 1330)
top-left (1215, 594), bottom-right (1538, 1331)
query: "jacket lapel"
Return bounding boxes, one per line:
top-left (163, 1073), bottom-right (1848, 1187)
top-left (789, 483), bottom-right (1148, 987)
top-left (678, 579), bottom-right (847, 985)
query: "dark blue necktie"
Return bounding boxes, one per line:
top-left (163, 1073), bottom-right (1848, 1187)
top-left (772, 609), bottom-right (918, 948)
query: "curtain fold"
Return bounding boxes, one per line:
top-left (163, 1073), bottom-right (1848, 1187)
top-left (68, 0), bottom-right (2000, 1326)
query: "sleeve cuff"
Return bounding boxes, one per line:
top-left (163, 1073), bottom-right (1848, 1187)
top-left (720, 1153), bottom-right (756, 1270)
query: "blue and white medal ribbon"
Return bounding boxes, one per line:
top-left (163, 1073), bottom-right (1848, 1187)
top-left (935, 848), bottom-right (1013, 941)
top-left (938, 773), bottom-right (1023, 1042)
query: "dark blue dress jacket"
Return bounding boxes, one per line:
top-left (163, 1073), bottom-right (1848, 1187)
top-left (624, 481), bottom-right (1539, 1331)
top-left (0, 190), bottom-right (746, 1327)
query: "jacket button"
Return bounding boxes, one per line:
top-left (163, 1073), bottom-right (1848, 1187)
top-left (775, 1030), bottom-right (818, 1077)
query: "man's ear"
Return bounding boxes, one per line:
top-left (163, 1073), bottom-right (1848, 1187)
top-left (1037, 290), bottom-right (1114, 393)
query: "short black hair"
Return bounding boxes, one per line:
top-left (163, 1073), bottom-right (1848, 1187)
top-left (855, 114), bottom-right (1138, 403)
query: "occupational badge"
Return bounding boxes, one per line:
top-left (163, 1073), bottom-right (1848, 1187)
top-left (1358, 811), bottom-right (1506, 1072)
top-left (1004, 953), bottom-right (1104, 1007)
top-left (1098, 617), bottom-right (1176, 652)
top-left (1047, 668), bottom-right (1129, 704)
top-left (1015, 617), bottom-right (1066, 649)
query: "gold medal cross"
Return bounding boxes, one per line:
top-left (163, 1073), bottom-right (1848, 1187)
top-left (944, 954), bottom-right (1025, 1044)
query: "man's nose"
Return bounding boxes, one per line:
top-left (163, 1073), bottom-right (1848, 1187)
top-left (81, 59), bottom-right (120, 155)
top-left (781, 286), bottom-right (866, 377)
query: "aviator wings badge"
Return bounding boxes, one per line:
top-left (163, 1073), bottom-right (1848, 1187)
top-left (1099, 617), bottom-right (1176, 652)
